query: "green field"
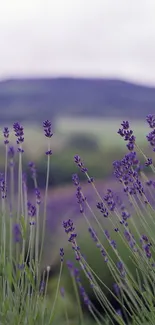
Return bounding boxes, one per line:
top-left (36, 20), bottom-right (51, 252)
top-left (1, 118), bottom-right (150, 187)
top-left (2, 117), bottom-right (148, 158)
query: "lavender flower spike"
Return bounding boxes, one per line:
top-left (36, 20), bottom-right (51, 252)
top-left (43, 120), bottom-right (53, 138)
top-left (3, 127), bottom-right (9, 145)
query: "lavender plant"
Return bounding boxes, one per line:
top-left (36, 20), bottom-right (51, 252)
top-left (0, 121), bottom-right (65, 325)
top-left (2, 115), bottom-right (155, 325)
top-left (61, 114), bottom-right (155, 325)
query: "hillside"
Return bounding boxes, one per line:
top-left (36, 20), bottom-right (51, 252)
top-left (0, 77), bottom-right (155, 123)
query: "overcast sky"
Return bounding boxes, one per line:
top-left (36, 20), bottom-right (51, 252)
top-left (0, 0), bottom-right (155, 84)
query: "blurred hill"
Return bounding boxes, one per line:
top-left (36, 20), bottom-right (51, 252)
top-left (0, 77), bottom-right (155, 123)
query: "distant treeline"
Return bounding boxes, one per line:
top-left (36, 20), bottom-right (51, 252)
top-left (0, 77), bottom-right (155, 123)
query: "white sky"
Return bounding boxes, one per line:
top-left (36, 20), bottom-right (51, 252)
top-left (0, 0), bottom-right (155, 84)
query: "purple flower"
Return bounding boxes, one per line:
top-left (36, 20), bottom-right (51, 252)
top-left (72, 174), bottom-right (80, 186)
top-left (113, 283), bottom-right (120, 296)
top-left (121, 121), bottom-right (129, 130)
top-left (96, 202), bottom-right (108, 217)
top-left (18, 263), bottom-right (25, 270)
top-left (0, 174), bottom-right (6, 199)
top-left (39, 281), bottom-right (45, 293)
top-left (63, 219), bottom-right (77, 242)
top-left (66, 260), bottom-right (75, 276)
top-left (46, 149), bottom-right (52, 155)
top-left (63, 219), bottom-right (75, 234)
top-left (13, 122), bottom-right (24, 144)
top-left (43, 120), bottom-right (53, 138)
top-left (113, 151), bottom-right (144, 196)
top-left (74, 155), bottom-right (88, 173)
top-left (111, 240), bottom-right (117, 249)
top-left (104, 189), bottom-right (116, 211)
top-left (104, 229), bottom-right (110, 239)
top-left (13, 223), bottom-right (21, 242)
top-left (8, 146), bottom-right (15, 159)
top-left (88, 176), bottom-right (94, 183)
top-left (60, 248), bottom-right (64, 262)
top-left (88, 227), bottom-right (98, 243)
top-left (117, 261), bottom-right (125, 277)
top-left (145, 158), bottom-right (152, 167)
top-left (124, 230), bottom-right (131, 242)
top-left (3, 127), bottom-right (9, 144)
top-left (118, 121), bottom-right (135, 151)
top-left (146, 114), bottom-right (155, 129)
top-left (140, 235), bottom-right (152, 259)
top-left (79, 286), bottom-right (91, 307)
top-left (35, 188), bottom-right (41, 205)
top-left (27, 202), bottom-right (36, 217)
top-left (72, 175), bottom-right (86, 213)
top-left (29, 162), bottom-right (37, 180)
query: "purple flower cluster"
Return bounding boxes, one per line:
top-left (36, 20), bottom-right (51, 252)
top-left (27, 202), bottom-right (36, 225)
top-left (113, 151), bottom-right (144, 196)
top-left (104, 189), bottom-right (116, 211)
top-left (145, 158), bottom-right (152, 167)
top-left (74, 155), bottom-right (88, 173)
top-left (96, 202), bottom-right (108, 217)
top-left (118, 120), bottom-right (135, 151)
top-left (113, 283), bottom-right (120, 296)
top-left (140, 234), bottom-right (152, 259)
top-left (63, 219), bottom-right (77, 243)
top-left (29, 162), bottom-right (37, 180)
top-left (13, 122), bottom-right (24, 146)
top-left (60, 248), bottom-right (64, 262)
top-left (104, 229), bottom-right (117, 250)
top-left (3, 127), bottom-right (9, 145)
top-left (72, 174), bottom-right (86, 213)
top-left (43, 120), bottom-right (53, 138)
top-left (35, 188), bottom-right (41, 205)
top-left (13, 223), bottom-right (21, 242)
top-left (63, 219), bottom-right (81, 261)
top-left (146, 114), bottom-right (155, 129)
top-left (8, 146), bottom-right (15, 160)
top-left (0, 174), bottom-right (6, 199)
top-left (124, 230), bottom-right (137, 251)
top-left (120, 210), bottom-right (130, 226)
top-left (146, 114), bottom-right (155, 151)
top-left (27, 201), bottom-right (36, 218)
top-left (117, 261), bottom-right (126, 278)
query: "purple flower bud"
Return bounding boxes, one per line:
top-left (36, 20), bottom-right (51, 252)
top-left (60, 248), bottom-right (64, 262)
top-left (29, 162), bottom-right (36, 179)
top-left (46, 149), bottom-right (52, 155)
top-left (13, 223), bottom-right (21, 242)
top-left (145, 158), bottom-right (152, 167)
top-left (3, 127), bottom-right (9, 144)
top-left (8, 146), bottom-right (15, 159)
top-left (35, 188), bottom-right (41, 205)
top-left (27, 202), bottom-right (36, 217)
top-left (13, 122), bottom-right (24, 144)
top-left (43, 120), bottom-right (53, 138)
top-left (113, 283), bottom-right (120, 296)
top-left (146, 114), bottom-right (155, 129)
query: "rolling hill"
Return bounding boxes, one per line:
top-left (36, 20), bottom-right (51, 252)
top-left (0, 77), bottom-right (155, 123)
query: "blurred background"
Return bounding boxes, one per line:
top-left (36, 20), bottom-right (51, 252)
top-left (1, 0), bottom-right (155, 322)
